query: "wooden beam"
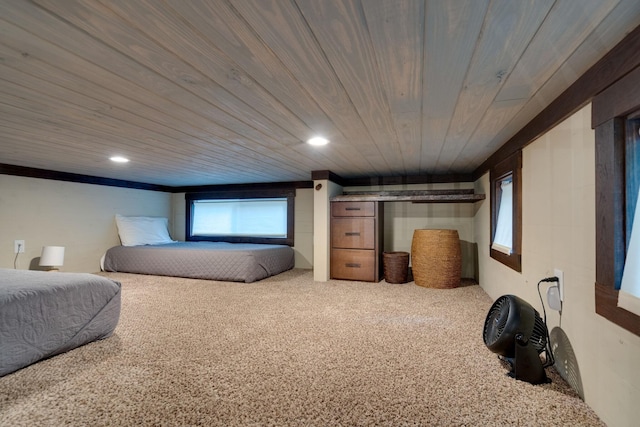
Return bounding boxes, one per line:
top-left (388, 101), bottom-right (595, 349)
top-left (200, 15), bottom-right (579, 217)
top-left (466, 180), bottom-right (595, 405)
top-left (176, 181), bottom-right (313, 194)
top-left (592, 65), bottom-right (640, 127)
top-left (311, 170), bottom-right (345, 186)
top-left (0, 163), bottom-right (172, 192)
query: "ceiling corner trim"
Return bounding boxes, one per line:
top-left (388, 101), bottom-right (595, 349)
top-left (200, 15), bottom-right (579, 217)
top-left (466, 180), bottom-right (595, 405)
top-left (0, 163), bottom-right (173, 193)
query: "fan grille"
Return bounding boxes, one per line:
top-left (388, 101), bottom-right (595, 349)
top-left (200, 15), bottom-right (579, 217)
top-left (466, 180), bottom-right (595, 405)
top-left (483, 294), bottom-right (548, 356)
top-left (531, 314), bottom-right (547, 353)
top-left (483, 295), bottom-right (510, 347)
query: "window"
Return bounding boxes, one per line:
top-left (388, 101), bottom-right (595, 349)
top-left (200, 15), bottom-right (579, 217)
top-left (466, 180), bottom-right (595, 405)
top-left (490, 152), bottom-right (522, 272)
top-left (594, 80), bottom-right (640, 336)
top-left (492, 178), bottom-right (513, 255)
top-left (618, 113), bottom-right (640, 315)
top-left (186, 189), bottom-right (295, 246)
top-left (192, 199), bottom-right (288, 237)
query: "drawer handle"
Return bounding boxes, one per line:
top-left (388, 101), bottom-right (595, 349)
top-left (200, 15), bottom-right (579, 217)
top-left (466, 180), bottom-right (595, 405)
top-left (345, 207), bottom-right (361, 211)
top-left (345, 263), bottom-right (361, 268)
top-left (345, 232), bottom-right (360, 236)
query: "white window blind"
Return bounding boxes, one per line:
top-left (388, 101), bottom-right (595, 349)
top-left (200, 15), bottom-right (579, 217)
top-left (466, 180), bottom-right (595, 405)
top-left (618, 185), bottom-right (640, 316)
top-left (492, 180), bottom-right (513, 255)
top-left (192, 198), bottom-right (287, 238)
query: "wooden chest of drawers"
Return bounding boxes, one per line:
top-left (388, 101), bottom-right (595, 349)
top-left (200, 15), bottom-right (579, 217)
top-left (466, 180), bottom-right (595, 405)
top-left (330, 201), bottom-right (383, 282)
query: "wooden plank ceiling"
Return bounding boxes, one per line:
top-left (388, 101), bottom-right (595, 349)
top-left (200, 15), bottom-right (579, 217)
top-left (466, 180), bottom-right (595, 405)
top-left (1, 0), bottom-right (639, 186)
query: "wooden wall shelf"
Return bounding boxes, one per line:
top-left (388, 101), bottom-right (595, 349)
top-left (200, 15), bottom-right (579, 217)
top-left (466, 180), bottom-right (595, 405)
top-left (331, 189), bottom-right (485, 203)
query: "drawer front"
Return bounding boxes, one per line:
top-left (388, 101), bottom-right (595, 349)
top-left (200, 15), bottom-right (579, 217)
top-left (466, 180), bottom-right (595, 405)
top-left (331, 201), bottom-right (375, 217)
top-left (332, 218), bottom-right (375, 249)
top-left (331, 249), bottom-right (375, 281)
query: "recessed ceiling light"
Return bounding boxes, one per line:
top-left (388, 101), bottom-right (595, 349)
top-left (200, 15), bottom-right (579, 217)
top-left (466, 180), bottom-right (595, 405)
top-left (307, 136), bottom-right (329, 146)
top-left (110, 156), bottom-right (129, 163)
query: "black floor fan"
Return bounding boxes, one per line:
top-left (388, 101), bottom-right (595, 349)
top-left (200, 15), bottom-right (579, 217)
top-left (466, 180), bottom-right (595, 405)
top-left (483, 294), bottom-right (554, 384)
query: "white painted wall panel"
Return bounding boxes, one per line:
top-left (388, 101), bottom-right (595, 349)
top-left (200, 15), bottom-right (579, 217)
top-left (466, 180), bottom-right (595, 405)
top-left (0, 175), bottom-right (171, 272)
top-left (474, 104), bottom-right (640, 427)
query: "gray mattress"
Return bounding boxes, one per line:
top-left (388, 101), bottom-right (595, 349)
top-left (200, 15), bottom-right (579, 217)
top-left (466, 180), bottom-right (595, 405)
top-left (102, 241), bottom-right (295, 283)
top-left (0, 268), bottom-right (121, 377)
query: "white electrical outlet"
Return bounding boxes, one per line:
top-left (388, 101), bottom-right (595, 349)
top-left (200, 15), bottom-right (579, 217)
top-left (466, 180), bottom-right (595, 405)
top-left (14, 240), bottom-right (25, 254)
top-left (554, 268), bottom-right (564, 301)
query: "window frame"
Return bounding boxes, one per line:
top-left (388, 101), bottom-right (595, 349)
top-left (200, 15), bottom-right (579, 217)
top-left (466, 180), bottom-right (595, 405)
top-left (490, 151), bottom-right (522, 272)
top-left (593, 69), bottom-right (640, 337)
top-left (185, 189), bottom-right (295, 246)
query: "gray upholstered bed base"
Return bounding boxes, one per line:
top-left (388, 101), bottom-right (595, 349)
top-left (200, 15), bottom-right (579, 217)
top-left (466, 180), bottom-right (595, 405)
top-left (102, 241), bottom-right (294, 283)
top-left (0, 268), bottom-right (121, 376)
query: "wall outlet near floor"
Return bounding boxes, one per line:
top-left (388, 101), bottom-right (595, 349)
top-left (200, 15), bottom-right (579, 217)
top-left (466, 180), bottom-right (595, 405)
top-left (14, 240), bottom-right (25, 254)
top-left (554, 268), bottom-right (564, 301)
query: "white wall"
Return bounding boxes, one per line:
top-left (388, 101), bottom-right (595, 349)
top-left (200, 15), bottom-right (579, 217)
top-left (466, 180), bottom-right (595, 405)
top-left (0, 175), bottom-right (171, 272)
top-left (313, 180), bottom-right (343, 281)
top-left (294, 188), bottom-right (314, 269)
top-left (171, 192), bottom-right (186, 241)
top-left (474, 104), bottom-right (640, 427)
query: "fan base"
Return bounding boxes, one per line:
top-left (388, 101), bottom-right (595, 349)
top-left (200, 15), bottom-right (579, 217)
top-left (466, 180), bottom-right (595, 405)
top-left (503, 339), bottom-right (550, 385)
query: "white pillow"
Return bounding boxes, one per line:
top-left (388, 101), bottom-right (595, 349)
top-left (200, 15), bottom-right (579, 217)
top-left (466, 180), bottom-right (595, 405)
top-left (115, 214), bottom-right (175, 246)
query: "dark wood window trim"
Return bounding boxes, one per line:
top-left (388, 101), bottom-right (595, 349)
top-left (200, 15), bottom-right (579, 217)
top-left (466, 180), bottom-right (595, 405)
top-left (593, 67), bottom-right (640, 337)
top-left (489, 151), bottom-right (522, 272)
top-left (185, 189), bottom-right (295, 246)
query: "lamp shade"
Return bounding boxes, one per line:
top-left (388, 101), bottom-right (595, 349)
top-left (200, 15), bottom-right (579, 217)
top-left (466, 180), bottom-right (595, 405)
top-left (40, 246), bottom-right (65, 267)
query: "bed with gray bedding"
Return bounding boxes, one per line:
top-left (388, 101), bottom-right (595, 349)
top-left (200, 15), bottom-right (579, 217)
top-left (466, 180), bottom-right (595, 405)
top-left (102, 241), bottom-right (295, 283)
top-left (0, 268), bottom-right (121, 377)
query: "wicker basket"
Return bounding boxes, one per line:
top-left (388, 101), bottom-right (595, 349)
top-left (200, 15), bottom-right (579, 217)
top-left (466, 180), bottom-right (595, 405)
top-left (411, 229), bottom-right (461, 288)
top-left (383, 251), bottom-right (410, 284)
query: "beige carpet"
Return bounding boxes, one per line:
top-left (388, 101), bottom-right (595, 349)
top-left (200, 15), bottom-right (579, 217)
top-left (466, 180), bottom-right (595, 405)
top-left (0, 269), bottom-right (603, 426)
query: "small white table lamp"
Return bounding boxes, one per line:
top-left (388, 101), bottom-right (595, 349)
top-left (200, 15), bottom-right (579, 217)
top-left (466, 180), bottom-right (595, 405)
top-left (40, 246), bottom-right (65, 272)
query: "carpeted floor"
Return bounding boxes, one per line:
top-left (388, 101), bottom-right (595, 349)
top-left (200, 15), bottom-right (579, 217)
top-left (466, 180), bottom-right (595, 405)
top-left (0, 269), bottom-right (604, 426)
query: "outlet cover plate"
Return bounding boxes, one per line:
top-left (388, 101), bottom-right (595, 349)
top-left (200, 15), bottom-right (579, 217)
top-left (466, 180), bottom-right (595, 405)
top-left (14, 240), bottom-right (25, 254)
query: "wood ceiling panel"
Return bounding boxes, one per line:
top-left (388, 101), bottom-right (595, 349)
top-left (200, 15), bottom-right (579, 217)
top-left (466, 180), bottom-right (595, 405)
top-left (99, 0), bottom-right (310, 143)
top-left (451, 0), bottom-right (619, 171)
top-left (361, 0), bottom-right (424, 175)
top-left (0, 111), bottom-right (282, 184)
top-left (167, 0), bottom-right (359, 163)
top-left (0, 118), bottom-right (297, 187)
top-left (0, 45), bottom-right (248, 163)
top-left (0, 101), bottom-right (230, 172)
top-left (0, 75), bottom-right (277, 175)
top-left (0, 1), bottom-right (321, 183)
top-left (0, 0), bottom-right (638, 186)
top-left (433, 0), bottom-right (554, 172)
top-left (0, 38), bottom-right (304, 181)
top-left (114, 0), bottom-right (371, 177)
top-left (459, 0), bottom-right (640, 172)
top-left (296, 0), bottom-right (404, 173)
top-left (420, 0), bottom-right (489, 172)
top-left (229, 0), bottom-right (392, 175)
top-left (32, 0), bottom-right (387, 180)
top-left (31, 0), bottom-right (296, 146)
